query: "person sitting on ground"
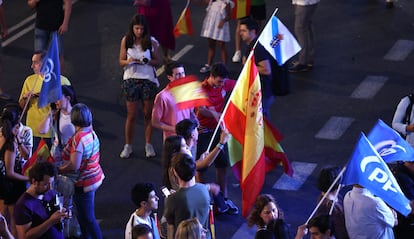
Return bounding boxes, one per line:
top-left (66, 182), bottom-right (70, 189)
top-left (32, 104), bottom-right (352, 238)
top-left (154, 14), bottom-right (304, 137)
top-left (132, 223), bottom-right (154, 239)
top-left (175, 217), bottom-right (207, 239)
top-left (247, 194), bottom-right (291, 239)
top-left (125, 182), bottom-right (160, 239)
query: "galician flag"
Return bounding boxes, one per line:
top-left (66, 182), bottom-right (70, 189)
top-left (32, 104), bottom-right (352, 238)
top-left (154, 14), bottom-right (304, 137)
top-left (38, 32), bottom-right (62, 108)
top-left (258, 16), bottom-right (301, 66)
top-left (168, 75), bottom-right (211, 110)
top-left (223, 52), bottom-right (265, 217)
top-left (342, 133), bottom-right (411, 216)
top-left (231, 0), bottom-right (251, 19)
top-left (173, 0), bottom-right (193, 37)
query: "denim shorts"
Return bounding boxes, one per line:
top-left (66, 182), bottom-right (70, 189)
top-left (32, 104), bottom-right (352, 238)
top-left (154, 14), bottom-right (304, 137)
top-left (34, 28), bottom-right (64, 55)
top-left (122, 78), bottom-right (158, 101)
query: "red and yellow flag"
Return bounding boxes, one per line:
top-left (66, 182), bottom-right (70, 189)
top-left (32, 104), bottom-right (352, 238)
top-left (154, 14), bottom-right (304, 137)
top-left (173, 2), bottom-right (193, 37)
top-left (168, 75), bottom-right (211, 110)
top-left (22, 139), bottom-right (52, 176)
top-left (231, 0), bottom-right (251, 20)
top-left (223, 54), bottom-right (265, 217)
top-left (264, 118), bottom-right (293, 176)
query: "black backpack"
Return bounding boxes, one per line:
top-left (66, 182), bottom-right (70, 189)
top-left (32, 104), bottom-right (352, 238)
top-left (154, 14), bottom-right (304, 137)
top-left (401, 93), bottom-right (414, 139)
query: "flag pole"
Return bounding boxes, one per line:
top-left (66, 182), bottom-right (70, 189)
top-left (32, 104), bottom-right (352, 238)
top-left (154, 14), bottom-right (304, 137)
top-left (19, 76), bottom-right (42, 124)
top-left (305, 166), bottom-right (346, 224)
top-left (329, 184), bottom-right (342, 215)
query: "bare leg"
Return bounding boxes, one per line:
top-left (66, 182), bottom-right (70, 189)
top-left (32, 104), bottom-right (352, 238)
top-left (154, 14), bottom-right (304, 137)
top-left (207, 38), bottom-right (217, 66)
top-left (216, 168), bottom-right (227, 198)
top-left (142, 99), bottom-right (154, 144)
top-left (125, 101), bottom-right (139, 145)
top-left (217, 41), bottom-right (227, 65)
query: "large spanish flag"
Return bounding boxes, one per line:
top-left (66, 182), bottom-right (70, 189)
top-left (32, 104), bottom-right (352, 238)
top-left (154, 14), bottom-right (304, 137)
top-left (168, 75), bottom-right (211, 110)
top-left (223, 53), bottom-right (265, 217)
top-left (231, 0), bottom-right (251, 19)
top-left (173, 0), bottom-right (193, 37)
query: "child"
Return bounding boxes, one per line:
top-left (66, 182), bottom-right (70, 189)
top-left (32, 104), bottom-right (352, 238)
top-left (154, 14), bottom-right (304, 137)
top-left (198, 0), bottom-right (234, 73)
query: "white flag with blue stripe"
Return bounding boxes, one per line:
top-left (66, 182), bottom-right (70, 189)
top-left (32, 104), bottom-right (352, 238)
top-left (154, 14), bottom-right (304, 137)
top-left (258, 16), bottom-right (301, 66)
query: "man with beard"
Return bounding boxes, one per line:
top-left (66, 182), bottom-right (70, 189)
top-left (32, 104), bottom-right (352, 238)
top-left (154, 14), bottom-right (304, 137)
top-left (14, 162), bottom-right (67, 239)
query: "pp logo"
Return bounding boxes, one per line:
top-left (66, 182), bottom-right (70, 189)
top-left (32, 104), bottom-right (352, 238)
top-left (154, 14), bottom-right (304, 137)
top-left (42, 58), bottom-right (57, 83)
top-left (360, 156), bottom-right (398, 193)
top-left (374, 140), bottom-right (406, 157)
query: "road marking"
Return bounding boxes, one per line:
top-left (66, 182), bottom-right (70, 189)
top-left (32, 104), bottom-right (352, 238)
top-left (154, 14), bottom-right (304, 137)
top-left (273, 161), bottom-right (317, 190)
top-left (384, 39), bottom-right (414, 61)
top-left (231, 222), bottom-right (256, 239)
top-left (1, 0), bottom-right (79, 48)
top-left (156, 45), bottom-right (194, 76)
top-left (3, 24), bottom-right (35, 47)
top-left (315, 116), bottom-right (354, 140)
top-left (350, 75), bottom-right (388, 99)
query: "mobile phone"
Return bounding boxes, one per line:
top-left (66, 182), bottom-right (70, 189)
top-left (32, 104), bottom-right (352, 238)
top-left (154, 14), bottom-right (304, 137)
top-left (161, 186), bottom-right (170, 198)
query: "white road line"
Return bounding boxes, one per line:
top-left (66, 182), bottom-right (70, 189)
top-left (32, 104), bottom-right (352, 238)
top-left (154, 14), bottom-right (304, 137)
top-left (7, 14), bottom-right (36, 35)
top-left (273, 161), bottom-right (317, 190)
top-left (1, 0), bottom-right (79, 48)
top-left (2, 23), bottom-right (35, 47)
top-left (350, 75), bottom-right (388, 99)
top-left (230, 222), bottom-right (256, 239)
top-left (156, 45), bottom-right (194, 76)
top-left (383, 39), bottom-right (414, 61)
top-left (315, 116), bottom-right (354, 140)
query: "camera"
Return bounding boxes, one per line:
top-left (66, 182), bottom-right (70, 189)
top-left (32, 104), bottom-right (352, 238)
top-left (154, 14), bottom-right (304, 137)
top-left (141, 57), bottom-right (149, 64)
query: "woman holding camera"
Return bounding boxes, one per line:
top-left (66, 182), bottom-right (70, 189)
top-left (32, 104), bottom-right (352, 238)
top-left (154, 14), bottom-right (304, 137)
top-left (119, 14), bottom-right (161, 159)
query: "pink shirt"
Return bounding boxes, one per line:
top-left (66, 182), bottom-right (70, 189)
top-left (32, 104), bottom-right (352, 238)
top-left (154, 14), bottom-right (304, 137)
top-left (152, 87), bottom-right (196, 140)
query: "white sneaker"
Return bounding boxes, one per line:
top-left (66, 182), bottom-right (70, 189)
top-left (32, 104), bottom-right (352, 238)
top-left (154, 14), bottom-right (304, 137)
top-left (120, 144), bottom-right (132, 158)
top-left (232, 50), bottom-right (241, 63)
top-left (145, 143), bottom-right (156, 157)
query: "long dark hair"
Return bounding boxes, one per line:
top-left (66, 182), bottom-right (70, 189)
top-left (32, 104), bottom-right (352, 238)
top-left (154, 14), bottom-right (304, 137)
top-left (62, 85), bottom-right (78, 106)
top-left (125, 14), bottom-right (152, 51)
top-left (0, 107), bottom-right (19, 152)
top-left (162, 135), bottom-right (183, 189)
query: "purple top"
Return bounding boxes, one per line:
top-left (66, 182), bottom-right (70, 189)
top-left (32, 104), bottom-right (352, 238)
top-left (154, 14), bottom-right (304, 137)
top-left (14, 190), bottom-right (64, 239)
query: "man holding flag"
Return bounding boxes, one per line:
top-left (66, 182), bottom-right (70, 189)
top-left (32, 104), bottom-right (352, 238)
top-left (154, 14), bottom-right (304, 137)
top-left (240, 17), bottom-right (274, 117)
top-left (19, 35), bottom-right (71, 151)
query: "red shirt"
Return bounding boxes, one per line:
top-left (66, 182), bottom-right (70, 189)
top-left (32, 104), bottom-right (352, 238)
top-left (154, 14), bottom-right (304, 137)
top-left (197, 78), bottom-right (236, 130)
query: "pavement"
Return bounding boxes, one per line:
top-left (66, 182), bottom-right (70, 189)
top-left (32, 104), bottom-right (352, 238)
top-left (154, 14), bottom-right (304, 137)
top-left (1, 0), bottom-right (414, 238)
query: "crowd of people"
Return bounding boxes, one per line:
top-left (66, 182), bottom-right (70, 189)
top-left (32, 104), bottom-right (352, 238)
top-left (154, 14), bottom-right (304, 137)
top-left (0, 0), bottom-right (409, 239)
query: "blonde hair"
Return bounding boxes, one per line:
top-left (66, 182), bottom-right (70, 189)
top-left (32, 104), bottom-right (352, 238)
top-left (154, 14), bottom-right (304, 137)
top-left (175, 218), bottom-right (204, 239)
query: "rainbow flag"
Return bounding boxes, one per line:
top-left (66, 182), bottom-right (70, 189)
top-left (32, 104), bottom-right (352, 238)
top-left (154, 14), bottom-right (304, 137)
top-left (168, 75), bottom-right (211, 110)
top-left (223, 53), bottom-right (265, 217)
top-left (22, 139), bottom-right (52, 176)
top-left (231, 0), bottom-right (251, 19)
top-left (173, 1), bottom-right (193, 37)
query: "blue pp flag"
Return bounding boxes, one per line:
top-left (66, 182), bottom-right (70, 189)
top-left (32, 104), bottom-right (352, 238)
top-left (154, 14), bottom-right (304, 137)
top-left (38, 32), bottom-right (61, 108)
top-left (342, 133), bottom-right (412, 216)
top-left (368, 119), bottom-right (414, 163)
top-left (257, 16), bottom-right (301, 66)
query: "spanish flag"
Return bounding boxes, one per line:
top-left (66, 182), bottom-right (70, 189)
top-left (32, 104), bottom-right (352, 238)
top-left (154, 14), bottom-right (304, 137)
top-left (222, 52), bottom-right (292, 217)
top-left (173, 0), bottom-right (193, 37)
top-left (22, 139), bottom-right (52, 176)
top-left (231, 0), bottom-right (251, 20)
top-left (222, 53), bottom-right (265, 217)
top-left (168, 75), bottom-right (211, 110)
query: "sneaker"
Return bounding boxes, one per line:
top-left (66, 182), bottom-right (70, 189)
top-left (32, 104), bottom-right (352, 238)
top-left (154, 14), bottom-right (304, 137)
top-left (200, 64), bottom-right (211, 73)
top-left (120, 144), bottom-right (132, 158)
top-left (213, 192), bottom-right (229, 214)
top-left (232, 50), bottom-right (242, 63)
top-left (289, 63), bottom-right (310, 73)
top-left (225, 198), bottom-right (239, 215)
top-left (145, 143), bottom-right (156, 158)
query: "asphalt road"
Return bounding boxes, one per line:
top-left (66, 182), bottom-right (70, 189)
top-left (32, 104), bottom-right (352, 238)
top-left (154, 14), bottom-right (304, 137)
top-left (1, 0), bottom-right (414, 238)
